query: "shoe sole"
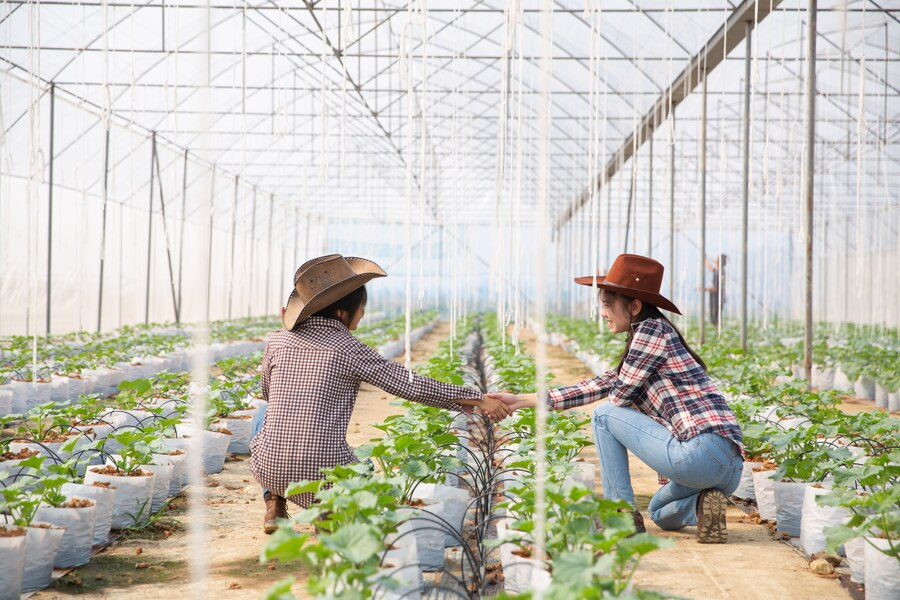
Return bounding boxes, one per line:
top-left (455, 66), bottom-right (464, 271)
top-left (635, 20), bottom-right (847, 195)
top-left (264, 520), bottom-right (278, 535)
top-left (697, 489), bottom-right (727, 544)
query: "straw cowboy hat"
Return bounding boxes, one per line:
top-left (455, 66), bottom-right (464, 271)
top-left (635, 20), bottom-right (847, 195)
top-left (282, 254), bottom-right (386, 329)
top-left (574, 253), bottom-right (682, 315)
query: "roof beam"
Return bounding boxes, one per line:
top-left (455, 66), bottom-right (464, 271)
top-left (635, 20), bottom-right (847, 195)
top-left (554, 0), bottom-right (784, 231)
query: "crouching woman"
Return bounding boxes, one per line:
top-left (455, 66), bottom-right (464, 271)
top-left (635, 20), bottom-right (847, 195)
top-left (250, 254), bottom-right (509, 533)
top-left (491, 254), bottom-right (743, 543)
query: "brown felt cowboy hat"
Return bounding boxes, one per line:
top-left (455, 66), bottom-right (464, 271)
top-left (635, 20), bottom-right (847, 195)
top-left (282, 254), bottom-right (387, 329)
top-left (574, 253), bottom-right (682, 315)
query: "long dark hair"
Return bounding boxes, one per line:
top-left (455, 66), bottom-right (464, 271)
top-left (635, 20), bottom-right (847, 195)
top-left (601, 289), bottom-right (707, 373)
top-left (298, 285), bottom-right (367, 330)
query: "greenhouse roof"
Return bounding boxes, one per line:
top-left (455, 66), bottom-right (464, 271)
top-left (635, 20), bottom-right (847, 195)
top-left (0, 0), bottom-right (897, 228)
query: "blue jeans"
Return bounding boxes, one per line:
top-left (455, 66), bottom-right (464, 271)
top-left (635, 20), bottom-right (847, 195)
top-left (591, 402), bottom-right (743, 531)
top-left (251, 403), bottom-right (268, 497)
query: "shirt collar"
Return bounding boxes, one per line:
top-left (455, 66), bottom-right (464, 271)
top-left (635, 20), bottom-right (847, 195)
top-left (300, 315), bottom-right (349, 332)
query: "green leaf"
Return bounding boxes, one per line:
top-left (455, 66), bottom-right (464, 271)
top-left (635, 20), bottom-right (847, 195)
top-left (327, 523), bottom-right (382, 564)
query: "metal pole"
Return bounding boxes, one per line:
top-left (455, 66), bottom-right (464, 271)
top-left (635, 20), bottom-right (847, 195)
top-left (623, 160), bottom-right (635, 253)
top-left (699, 75), bottom-right (707, 345)
top-left (803, 0), bottom-right (817, 387)
top-left (177, 148), bottom-right (188, 323)
top-left (740, 22), bottom-right (752, 352)
top-left (227, 176), bottom-right (238, 320)
top-left (96, 123), bottom-right (111, 332)
top-left (265, 193), bottom-right (274, 315)
top-left (152, 135), bottom-right (181, 324)
top-left (45, 82), bottom-right (55, 335)
top-left (144, 132), bottom-right (157, 324)
top-left (248, 188), bottom-right (257, 317)
top-left (669, 111), bottom-right (676, 300)
top-left (205, 168), bottom-right (216, 322)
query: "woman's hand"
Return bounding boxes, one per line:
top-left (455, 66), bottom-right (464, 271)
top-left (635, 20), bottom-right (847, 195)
top-left (485, 392), bottom-right (537, 412)
top-left (477, 394), bottom-right (513, 421)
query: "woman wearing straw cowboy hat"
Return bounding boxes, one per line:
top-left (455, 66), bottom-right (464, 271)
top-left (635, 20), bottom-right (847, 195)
top-left (489, 254), bottom-right (744, 544)
top-left (250, 254), bottom-right (511, 534)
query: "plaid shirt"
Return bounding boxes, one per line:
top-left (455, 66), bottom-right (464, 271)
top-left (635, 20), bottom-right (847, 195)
top-left (548, 318), bottom-right (743, 484)
top-left (249, 316), bottom-right (481, 507)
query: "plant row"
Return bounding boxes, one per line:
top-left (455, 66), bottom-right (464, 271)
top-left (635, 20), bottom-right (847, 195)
top-left (547, 314), bottom-right (899, 600)
top-left (0, 349), bottom-right (268, 597)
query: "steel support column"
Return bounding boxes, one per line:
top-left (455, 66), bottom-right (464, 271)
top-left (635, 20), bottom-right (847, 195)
top-left (699, 77), bottom-right (707, 345)
top-left (45, 82), bottom-right (55, 335)
top-left (803, 0), bottom-right (818, 387)
top-left (740, 22), bottom-right (752, 351)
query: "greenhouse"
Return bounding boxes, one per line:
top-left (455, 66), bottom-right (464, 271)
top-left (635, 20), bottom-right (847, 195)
top-left (0, 0), bottom-right (897, 598)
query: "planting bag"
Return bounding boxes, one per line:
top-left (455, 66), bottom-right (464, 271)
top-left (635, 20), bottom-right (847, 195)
top-left (413, 483), bottom-right (469, 547)
top-left (0, 389), bottom-right (12, 417)
top-left (21, 523), bottom-right (65, 593)
top-left (35, 502), bottom-right (97, 568)
top-left (499, 541), bottom-right (551, 595)
top-left (84, 467), bottom-right (156, 530)
top-left (174, 424), bottom-right (231, 474)
top-left (216, 416), bottom-right (254, 454)
top-left (144, 460), bottom-right (175, 513)
top-left (799, 485), bottom-right (847, 556)
top-left (62, 482), bottom-right (117, 546)
top-left (774, 481), bottom-right (808, 537)
top-left (399, 501), bottom-right (446, 571)
top-left (378, 521), bottom-right (423, 600)
top-left (751, 469), bottom-right (777, 521)
top-left (864, 538), bottom-right (900, 600)
top-left (733, 461), bottom-right (761, 500)
top-left (0, 524), bottom-right (26, 600)
top-left (844, 537), bottom-right (866, 584)
top-left (154, 451), bottom-right (187, 496)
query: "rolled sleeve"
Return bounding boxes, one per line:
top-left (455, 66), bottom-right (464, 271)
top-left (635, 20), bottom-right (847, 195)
top-left (547, 370), bottom-right (619, 410)
top-left (608, 320), bottom-right (668, 407)
top-left (348, 340), bottom-right (481, 410)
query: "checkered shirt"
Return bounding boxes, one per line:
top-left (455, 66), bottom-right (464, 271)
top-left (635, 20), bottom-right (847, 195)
top-left (547, 318), bottom-right (743, 484)
top-left (249, 316), bottom-right (481, 507)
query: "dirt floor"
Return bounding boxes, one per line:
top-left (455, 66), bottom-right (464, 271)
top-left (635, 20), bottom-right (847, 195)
top-left (33, 323), bottom-right (455, 600)
top-left (34, 322), bottom-right (864, 600)
top-left (514, 328), bottom-right (854, 600)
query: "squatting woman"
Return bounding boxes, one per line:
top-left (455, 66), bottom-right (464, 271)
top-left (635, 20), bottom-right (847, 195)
top-left (250, 254), bottom-right (510, 534)
top-left (490, 254), bottom-right (743, 543)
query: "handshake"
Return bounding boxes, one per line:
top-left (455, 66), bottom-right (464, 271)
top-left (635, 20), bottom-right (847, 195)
top-left (475, 392), bottom-right (538, 422)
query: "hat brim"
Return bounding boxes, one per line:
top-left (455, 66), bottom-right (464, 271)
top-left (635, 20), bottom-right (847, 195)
top-left (282, 257), bottom-right (386, 329)
top-left (574, 275), bottom-right (682, 315)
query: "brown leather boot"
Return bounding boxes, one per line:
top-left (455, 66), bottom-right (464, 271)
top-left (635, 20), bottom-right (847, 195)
top-left (696, 488), bottom-right (727, 544)
top-left (263, 492), bottom-right (289, 535)
top-left (631, 510), bottom-right (647, 534)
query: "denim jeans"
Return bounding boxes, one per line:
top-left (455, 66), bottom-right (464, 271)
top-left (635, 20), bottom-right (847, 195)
top-left (591, 401), bottom-right (743, 531)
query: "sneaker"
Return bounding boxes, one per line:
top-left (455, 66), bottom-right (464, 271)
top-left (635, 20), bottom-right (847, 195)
top-left (696, 488), bottom-right (727, 544)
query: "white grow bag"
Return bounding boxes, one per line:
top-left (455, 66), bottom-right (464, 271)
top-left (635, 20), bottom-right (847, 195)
top-left (35, 501), bottom-right (97, 568)
top-left (864, 537), bottom-right (900, 600)
top-left (799, 484), bottom-right (847, 556)
top-left (21, 522), bottom-right (65, 593)
top-left (0, 523), bottom-right (26, 600)
top-left (84, 467), bottom-right (156, 530)
top-left (774, 481), bottom-right (808, 537)
top-left (62, 482), bottom-right (117, 546)
top-left (751, 469), bottom-right (777, 521)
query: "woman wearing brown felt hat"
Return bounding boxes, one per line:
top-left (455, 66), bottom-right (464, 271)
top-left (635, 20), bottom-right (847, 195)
top-left (489, 254), bottom-right (744, 544)
top-left (249, 254), bottom-right (512, 534)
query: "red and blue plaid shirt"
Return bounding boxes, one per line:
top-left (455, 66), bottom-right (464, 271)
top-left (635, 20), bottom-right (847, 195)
top-left (547, 318), bottom-right (743, 483)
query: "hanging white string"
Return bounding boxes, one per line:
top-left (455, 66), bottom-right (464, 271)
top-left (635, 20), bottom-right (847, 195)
top-left (854, 3), bottom-right (866, 303)
top-left (319, 1), bottom-right (330, 185)
top-left (417, 5), bottom-right (427, 307)
top-left (533, 0), bottom-right (553, 586)
top-left (586, 0), bottom-right (599, 322)
top-left (28, 0), bottom-right (42, 373)
top-left (401, 15), bottom-right (414, 379)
